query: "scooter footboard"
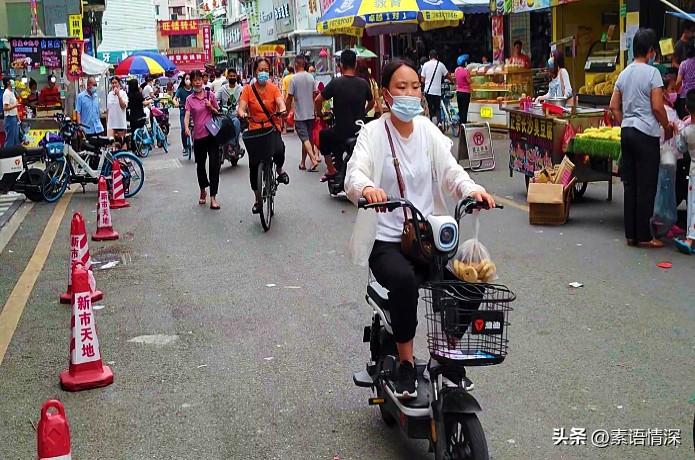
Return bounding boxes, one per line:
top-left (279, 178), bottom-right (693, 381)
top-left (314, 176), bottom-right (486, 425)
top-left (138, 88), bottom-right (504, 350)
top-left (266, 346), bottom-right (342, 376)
top-left (441, 388), bottom-right (482, 414)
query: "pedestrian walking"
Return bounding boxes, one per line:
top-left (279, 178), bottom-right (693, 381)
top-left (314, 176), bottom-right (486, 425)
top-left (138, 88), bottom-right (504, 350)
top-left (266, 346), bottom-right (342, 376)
top-left (184, 70), bottom-right (222, 210)
top-left (454, 54), bottom-right (471, 124)
top-left (609, 28), bottom-right (674, 248)
top-left (2, 77), bottom-right (19, 148)
top-left (237, 57), bottom-right (290, 215)
top-left (127, 79), bottom-right (150, 136)
top-left (286, 56), bottom-right (319, 171)
top-left (75, 76), bottom-right (103, 135)
top-left (174, 73), bottom-right (193, 156)
top-left (675, 42), bottom-right (695, 118)
top-left (420, 49), bottom-right (450, 125)
top-left (106, 77), bottom-right (128, 148)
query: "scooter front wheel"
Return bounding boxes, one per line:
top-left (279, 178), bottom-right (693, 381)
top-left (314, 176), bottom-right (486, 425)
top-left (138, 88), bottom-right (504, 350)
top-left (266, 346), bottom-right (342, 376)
top-left (444, 413), bottom-right (489, 460)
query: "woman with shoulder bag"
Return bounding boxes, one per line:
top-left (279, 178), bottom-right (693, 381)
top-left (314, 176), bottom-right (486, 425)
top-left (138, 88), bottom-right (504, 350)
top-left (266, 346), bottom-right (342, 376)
top-left (184, 70), bottom-right (222, 210)
top-left (344, 60), bottom-right (495, 400)
top-left (237, 58), bottom-right (290, 215)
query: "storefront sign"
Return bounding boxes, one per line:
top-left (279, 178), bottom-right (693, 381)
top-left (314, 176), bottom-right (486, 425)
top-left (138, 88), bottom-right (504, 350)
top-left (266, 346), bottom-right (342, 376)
top-left (508, 111), bottom-right (554, 175)
top-left (241, 19), bottom-right (251, 45)
top-left (274, 0), bottom-right (295, 36)
top-left (480, 106), bottom-right (493, 119)
top-left (252, 44), bottom-right (286, 56)
top-left (202, 23), bottom-right (213, 63)
top-left (244, 0), bottom-right (261, 43)
top-left (512, 0), bottom-right (549, 12)
top-left (226, 22), bottom-right (242, 50)
top-left (258, 0), bottom-right (277, 44)
top-left (10, 38), bottom-right (63, 69)
top-left (159, 19), bottom-right (200, 36)
top-left (97, 49), bottom-right (157, 64)
top-left (295, 0), bottom-right (322, 32)
top-left (321, 0), bottom-right (335, 15)
top-left (69, 14), bottom-right (83, 39)
top-left (166, 52), bottom-right (206, 65)
top-left (66, 39), bottom-right (84, 81)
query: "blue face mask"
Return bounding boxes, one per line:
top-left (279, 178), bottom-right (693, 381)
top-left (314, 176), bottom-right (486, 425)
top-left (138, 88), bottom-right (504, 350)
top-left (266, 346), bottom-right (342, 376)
top-left (547, 58), bottom-right (554, 68)
top-left (648, 55), bottom-right (655, 65)
top-left (389, 93), bottom-right (424, 122)
top-left (257, 71), bottom-right (270, 84)
top-left (90, 86), bottom-right (97, 95)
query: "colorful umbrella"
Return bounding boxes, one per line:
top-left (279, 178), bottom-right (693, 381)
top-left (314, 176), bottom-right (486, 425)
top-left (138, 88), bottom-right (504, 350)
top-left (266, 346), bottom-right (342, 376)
top-left (114, 56), bottom-right (166, 76)
top-left (131, 51), bottom-right (177, 72)
top-left (317, 0), bottom-right (463, 36)
top-left (353, 45), bottom-right (377, 58)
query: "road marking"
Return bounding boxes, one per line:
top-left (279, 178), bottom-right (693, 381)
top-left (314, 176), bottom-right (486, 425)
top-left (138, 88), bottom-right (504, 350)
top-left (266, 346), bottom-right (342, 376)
top-left (492, 195), bottom-right (529, 213)
top-left (0, 193), bottom-right (72, 366)
top-left (0, 202), bottom-right (34, 256)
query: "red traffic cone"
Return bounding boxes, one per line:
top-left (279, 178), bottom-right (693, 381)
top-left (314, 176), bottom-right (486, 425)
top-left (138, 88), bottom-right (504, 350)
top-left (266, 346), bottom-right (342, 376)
top-left (109, 158), bottom-right (130, 209)
top-left (59, 263), bottom-right (113, 391)
top-left (92, 176), bottom-right (119, 241)
top-left (37, 400), bottom-right (72, 460)
top-left (60, 212), bottom-right (103, 304)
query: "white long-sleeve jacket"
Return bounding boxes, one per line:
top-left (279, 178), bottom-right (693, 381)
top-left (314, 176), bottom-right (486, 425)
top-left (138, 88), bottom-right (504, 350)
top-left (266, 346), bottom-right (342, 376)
top-left (345, 114), bottom-right (485, 266)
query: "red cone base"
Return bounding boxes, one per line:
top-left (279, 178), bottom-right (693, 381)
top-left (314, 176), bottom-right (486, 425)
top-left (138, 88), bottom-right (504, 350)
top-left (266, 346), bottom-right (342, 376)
top-left (60, 289), bottom-right (103, 304)
top-left (59, 365), bottom-right (113, 392)
top-left (92, 228), bottom-right (119, 241)
top-left (110, 201), bottom-right (130, 209)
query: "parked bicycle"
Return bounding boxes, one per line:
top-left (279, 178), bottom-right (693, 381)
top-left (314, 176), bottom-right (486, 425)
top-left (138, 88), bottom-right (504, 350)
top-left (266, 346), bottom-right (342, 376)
top-left (41, 114), bottom-right (145, 203)
top-left (440, 81), bottom-right (461, 138)
top-left (132, 109), bottom-right (168, 158)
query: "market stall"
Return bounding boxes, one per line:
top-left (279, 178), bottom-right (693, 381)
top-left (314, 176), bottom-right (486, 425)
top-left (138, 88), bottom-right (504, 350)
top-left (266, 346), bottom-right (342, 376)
top-left (504, 103), bottom-right (613, 198)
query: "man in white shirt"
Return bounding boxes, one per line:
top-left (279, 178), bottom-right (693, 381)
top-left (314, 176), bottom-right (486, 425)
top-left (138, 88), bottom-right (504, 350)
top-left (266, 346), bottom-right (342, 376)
top-left (141, 76), bottom-right (155, 99)
top-left (210, 69), bottom-right (227, 95)
top-left (420, 49), bottom-right (450, 124)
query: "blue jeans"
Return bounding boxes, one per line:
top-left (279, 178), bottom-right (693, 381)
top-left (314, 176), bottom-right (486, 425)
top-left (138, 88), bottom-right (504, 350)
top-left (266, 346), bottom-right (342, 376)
top-left (179, 111), bottom-right (189, 151)
top-left (226, 115), bottom-right (241, 147)
top-left (3, 115), bottom-right (19, 148)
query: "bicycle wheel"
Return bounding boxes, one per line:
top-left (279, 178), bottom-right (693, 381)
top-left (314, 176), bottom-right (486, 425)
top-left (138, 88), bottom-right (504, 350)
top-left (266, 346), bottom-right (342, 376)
top-left (258, 161), bottom-right (273, 231)
top-left (133, 128), bottom-right (151, 158)
top-left (157, 125), bottom-right (169, 153)
top-left (102, 152), bottom-right (145, 198)
top-left (42, 158), bottom-right (69, 203)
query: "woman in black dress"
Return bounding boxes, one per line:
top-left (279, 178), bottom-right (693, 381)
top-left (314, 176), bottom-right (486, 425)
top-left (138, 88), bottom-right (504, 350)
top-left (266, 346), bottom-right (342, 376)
top-left (127, 79), bottom-right (150, 134)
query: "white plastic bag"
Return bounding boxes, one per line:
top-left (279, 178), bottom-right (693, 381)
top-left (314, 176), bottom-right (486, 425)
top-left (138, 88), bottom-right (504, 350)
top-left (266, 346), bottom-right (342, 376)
top-left (449, 211), bottom-right (498, 283)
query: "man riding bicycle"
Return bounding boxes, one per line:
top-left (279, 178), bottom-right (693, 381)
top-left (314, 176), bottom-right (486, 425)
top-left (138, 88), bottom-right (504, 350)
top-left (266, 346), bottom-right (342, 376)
top-left (217, 69), bottom-right (243, 150)
top-left (314, 49), bottom-right (374, 183)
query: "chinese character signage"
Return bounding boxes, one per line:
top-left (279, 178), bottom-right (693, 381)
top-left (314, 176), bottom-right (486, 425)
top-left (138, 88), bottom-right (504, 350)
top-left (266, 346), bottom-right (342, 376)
top-left (295, 0), bottom-right (322, 32)
top-left (72, 291), bottom-right (101, 365)
top-left (10, 38), bottom-right (63, 69)
top-left (165, 52), bottom-right (206, 65)
top-left (67, 40), bottom-right (84, 81)
top-left (241, 20), bottom-right (251, 46)
top-left (69, 14), bottom-right (83, 39)
top-left (258, 0), bottom-right (277, 44)
top-left (273, 0), bottom-right (295, 36)
top-left (159, 19), bottom-right (200, 36)
top-left (508, 111), bottom-right (554, 175)
top-left (202, 23), bottom-right (212, 63)
top-left (512, 0), bottom-right (549, 12)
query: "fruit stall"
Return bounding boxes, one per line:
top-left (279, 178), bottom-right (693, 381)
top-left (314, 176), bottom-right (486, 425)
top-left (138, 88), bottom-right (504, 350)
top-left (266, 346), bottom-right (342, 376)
top-left (503, 104), bottom-right (609, 195)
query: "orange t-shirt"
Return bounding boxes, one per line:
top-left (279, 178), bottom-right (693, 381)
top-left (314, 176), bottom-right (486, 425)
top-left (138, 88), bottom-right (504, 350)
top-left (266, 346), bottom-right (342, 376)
top-left (240, 82), bottom-right (282, 131)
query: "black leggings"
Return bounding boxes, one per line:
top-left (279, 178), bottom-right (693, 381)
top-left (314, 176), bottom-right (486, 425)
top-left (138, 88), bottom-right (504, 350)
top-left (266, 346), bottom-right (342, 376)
top-left (248, 131), bottom-right (285, 191)
top-left (425, 94), bottom-right (442, 122)
top-left (620, 127), bottom-right (660, 242)
top-left (456, 91), bottom-right (471, 124)
top-left (193, 134), bottom-right (220, 196)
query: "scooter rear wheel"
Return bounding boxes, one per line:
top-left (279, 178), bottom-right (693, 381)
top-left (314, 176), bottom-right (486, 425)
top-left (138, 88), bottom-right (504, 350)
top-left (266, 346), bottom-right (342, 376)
top-left (444, 413), bottom-right (489, 460)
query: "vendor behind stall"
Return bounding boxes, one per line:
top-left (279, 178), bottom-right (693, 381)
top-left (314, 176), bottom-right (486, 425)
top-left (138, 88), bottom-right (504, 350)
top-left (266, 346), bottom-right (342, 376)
top-left (535, 50), bottom-right (572, 103)
top-left (39, 75), bottom-right (61, 106)
top-left (26, 78), bottom-right (38, 111)
top-left (509, 40), bottom-right (531, 69)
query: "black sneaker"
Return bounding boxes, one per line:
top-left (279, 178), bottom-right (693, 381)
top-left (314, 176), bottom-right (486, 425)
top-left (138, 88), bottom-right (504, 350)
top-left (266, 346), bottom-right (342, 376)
top-left (393, 361), bottom-right (417, 400)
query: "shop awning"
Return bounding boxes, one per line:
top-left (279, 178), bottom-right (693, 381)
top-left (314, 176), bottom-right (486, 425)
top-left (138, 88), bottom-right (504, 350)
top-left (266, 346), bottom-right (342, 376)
top-left (452, 0), bottom-right (489, 14)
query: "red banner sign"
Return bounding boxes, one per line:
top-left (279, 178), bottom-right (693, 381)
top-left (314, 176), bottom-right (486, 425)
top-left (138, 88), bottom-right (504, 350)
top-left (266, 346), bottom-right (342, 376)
top-left (202, 23), bottom-right (212, 64)
top-left (66, 39), bottom-right (83, 81)
top-left (166, 52), bottom-right (205, 65)
top-left (159, 19), bottom-right (200, 36)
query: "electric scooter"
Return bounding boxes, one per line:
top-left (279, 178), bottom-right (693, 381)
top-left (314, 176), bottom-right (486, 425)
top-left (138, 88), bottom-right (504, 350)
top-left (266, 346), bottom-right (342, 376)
top-left (0, 145), bottom-right (46, 202)
top-left (353, 196), bottom-right (515, 460)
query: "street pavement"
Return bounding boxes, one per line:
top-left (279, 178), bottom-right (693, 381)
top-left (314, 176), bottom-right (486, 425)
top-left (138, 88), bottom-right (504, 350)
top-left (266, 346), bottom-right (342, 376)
top-left (0, 113), bottom-right (693, 459)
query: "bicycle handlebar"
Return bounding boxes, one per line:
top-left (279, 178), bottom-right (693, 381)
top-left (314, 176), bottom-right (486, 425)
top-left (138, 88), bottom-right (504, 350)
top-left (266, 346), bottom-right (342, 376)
top-left (358, 196), bottom-right (502, 215)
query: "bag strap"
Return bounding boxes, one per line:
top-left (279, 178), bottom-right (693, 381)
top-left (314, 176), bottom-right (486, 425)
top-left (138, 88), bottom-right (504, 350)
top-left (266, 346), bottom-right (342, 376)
top-left (250, 83), bottom-right (279, 133)
top-left (425, 60), bottom-right (439, 95)
top-left (384, 122), bottom-right (408, 221)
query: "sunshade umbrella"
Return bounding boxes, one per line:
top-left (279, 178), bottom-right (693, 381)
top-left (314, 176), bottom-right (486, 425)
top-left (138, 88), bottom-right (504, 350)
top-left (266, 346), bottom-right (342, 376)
top-left (353, 45), bottom-right (377, 58)
top-left (317, 0), bottom-right (463, 36)
top-left (130, 51), bottom-right (177, 72)
top-left (114, 56), bottom-right (166, 76)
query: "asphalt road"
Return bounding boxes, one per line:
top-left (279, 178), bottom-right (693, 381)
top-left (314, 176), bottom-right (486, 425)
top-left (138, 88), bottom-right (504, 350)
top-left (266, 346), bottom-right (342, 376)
top-left (0, 113), bottom-right (693, 459)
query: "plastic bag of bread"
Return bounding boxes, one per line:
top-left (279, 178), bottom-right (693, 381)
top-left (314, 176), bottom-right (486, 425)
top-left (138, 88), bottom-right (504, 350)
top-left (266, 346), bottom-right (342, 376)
top-left (448, 211), bottom-right (498, 283)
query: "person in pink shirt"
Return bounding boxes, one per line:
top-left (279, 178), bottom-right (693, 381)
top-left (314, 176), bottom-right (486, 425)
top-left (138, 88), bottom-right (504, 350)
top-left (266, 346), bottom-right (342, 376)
top-left (184, 70), bottom-right (222, 210)
top-left (454, 54), bottom-right (472, 124)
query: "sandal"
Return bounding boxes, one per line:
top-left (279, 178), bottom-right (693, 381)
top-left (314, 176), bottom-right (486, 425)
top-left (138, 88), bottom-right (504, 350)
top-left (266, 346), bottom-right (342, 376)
top-left (308, 162), bottom-right (319, 172)
top-left (210, 202), bottom-right (221, 210)
top-left (674, 238), bottom-right (695, 255)
top-left (199, 190), bottom-right (207, 205)
top-left (252, 203), bottom-right (262, 214)
top-left (638, 240), bottom-right (664, 249)
top-left (277, 172), bottom-right (290, 185)
top-left (320, 172), bottom-right (337, 183)
top-left (299, 164), bottom-right (306, 171)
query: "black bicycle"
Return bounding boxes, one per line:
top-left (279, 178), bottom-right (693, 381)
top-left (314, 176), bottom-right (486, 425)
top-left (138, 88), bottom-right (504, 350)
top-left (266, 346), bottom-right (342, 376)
top-left (240, 112), bottom-right (286, 232)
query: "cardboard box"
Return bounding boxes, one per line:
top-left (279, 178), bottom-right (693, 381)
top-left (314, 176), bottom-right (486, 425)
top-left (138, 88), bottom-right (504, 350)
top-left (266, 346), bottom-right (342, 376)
top-left (527, 179), bottom-right (576, 225)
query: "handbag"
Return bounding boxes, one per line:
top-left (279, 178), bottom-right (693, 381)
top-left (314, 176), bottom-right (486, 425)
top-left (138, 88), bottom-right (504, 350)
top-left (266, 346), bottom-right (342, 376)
top-left (384, 123), bottom-right (434, 264)
top-left (204, 92), bottom-right (223, 137)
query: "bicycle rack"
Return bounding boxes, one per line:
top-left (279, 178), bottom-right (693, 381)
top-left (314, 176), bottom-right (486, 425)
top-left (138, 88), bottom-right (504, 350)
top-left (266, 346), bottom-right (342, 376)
top-left (458, 122), bottom-right (495, 172)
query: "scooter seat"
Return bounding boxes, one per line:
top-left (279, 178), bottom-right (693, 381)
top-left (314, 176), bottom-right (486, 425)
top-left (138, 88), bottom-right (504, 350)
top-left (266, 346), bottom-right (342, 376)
top-left (0, 146), bottom-right (27, 159)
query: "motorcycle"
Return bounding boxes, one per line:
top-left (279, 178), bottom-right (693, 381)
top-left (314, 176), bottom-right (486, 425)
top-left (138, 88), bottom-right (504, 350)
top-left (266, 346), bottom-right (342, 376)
top-left (0, 145), bottom-right (46, 202)
top-left (322, 112), bottom-right (360, 197)
top-left (219, 106), bottom-right (245, 167)
top-left (353, 196), bottom-right (514, 460)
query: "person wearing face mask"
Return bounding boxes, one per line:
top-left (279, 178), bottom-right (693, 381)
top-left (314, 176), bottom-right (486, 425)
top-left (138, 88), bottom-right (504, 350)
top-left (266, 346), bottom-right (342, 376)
top-left (217, 69), bottom-right (243, 152)
top-left (344, 60), bottom-right (495, 399)
top-left (237, 58), bottom-right (290, 215)
top-left (535, 50), bottom-right (572, 104)
top-left (609, 28), bottom-right (674, 249)
top-left (39, 75), bottom-right (62, 106)
top-left (184, 70), bottom-right (222, 210)
top-left (75, 76), bottom-right (104, 135)
top-left (174, 73), bottom-right (194, 156)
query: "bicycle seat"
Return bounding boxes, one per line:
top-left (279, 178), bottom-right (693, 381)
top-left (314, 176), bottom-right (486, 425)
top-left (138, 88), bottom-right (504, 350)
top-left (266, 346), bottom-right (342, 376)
top-left (86, 135), bottom-right (114, 147)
